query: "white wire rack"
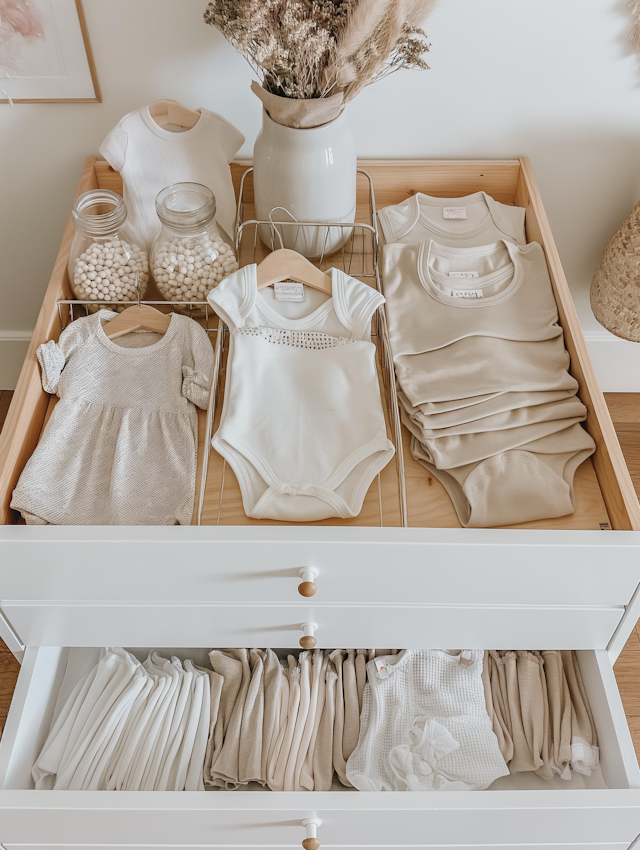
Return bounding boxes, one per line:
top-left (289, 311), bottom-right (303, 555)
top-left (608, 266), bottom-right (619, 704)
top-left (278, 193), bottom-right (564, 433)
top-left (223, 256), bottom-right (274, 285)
top-left (195, 168), bottom-right (408, 527)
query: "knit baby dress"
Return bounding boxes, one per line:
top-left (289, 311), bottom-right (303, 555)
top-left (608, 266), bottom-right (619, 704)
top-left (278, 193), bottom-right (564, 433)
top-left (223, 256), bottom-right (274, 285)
top-left (11, 310), bottom-right (213, 525)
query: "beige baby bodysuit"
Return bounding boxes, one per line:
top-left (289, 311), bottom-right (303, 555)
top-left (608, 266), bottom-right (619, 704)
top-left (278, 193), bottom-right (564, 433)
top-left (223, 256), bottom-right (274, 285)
top-left (410, 423), bottom-right (595, 528)
top-left (383, 239), bottom-right (595, 527)
top-left (383, 240), bottom-right (577, 405)
top-left (378, 191), bottom-right (526, 248)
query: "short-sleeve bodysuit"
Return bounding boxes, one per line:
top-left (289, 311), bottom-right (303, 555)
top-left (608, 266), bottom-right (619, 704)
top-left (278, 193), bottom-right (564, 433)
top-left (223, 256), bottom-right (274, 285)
top-left (208, 267), bottom-right (395, 521)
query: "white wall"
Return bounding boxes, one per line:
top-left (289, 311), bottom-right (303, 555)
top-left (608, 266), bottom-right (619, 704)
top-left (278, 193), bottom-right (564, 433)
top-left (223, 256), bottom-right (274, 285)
top-left (1, 0), bottom-right (640, 388)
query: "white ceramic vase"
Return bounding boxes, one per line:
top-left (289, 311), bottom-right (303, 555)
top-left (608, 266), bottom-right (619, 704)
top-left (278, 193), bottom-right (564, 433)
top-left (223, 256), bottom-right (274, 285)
top-left (253, 107), bottom-right (357, 258)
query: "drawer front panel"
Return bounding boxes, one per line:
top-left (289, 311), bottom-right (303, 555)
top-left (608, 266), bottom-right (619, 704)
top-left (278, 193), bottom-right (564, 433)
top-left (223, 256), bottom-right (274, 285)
top-left (0, 602), bottom-right (625, 650)
top-left (1, 800), bottom-right (640, 847)
top-left (1, 528), bottom-right (640, 608)
top-left (1, 846), bottom-right (634, 850)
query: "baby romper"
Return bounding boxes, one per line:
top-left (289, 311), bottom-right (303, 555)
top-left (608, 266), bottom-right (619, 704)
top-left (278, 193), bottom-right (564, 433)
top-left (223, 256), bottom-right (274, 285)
top-left (11, 310), bottom-right (213, 526)
top-left (378, 191), bottom-right (526, 248)
top-left (208, 266), bottom-right (395, 521)
top-left (346, 650), bottom-right (509, 791)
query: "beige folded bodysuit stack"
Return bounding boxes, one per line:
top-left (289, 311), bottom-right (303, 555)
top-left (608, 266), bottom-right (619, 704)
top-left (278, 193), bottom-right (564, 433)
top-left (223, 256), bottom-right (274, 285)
top-left (382, 238), bottom-right (595, 527)
top-left (483, 650), bottom-right (598, 781)
top-left (205, 648), bottom-right (389, 792)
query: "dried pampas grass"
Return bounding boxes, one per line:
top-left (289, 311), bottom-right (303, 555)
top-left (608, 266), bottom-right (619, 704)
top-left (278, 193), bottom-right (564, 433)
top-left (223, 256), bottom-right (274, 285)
top-left (631, 0), bottom-right (640, 51)
top-left (330, 0), bottom-right (437, 102)
top-left (204, 0), bottom-right (436, 104)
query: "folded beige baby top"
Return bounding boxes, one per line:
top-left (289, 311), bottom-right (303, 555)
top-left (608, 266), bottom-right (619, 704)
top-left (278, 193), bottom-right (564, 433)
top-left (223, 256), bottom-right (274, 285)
top-left (378, 191), bottom-right (526, 248)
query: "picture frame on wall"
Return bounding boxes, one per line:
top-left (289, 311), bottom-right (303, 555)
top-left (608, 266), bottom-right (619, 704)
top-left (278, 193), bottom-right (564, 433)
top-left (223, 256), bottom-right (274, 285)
top-left (0, 0), bottom-right (101, 103)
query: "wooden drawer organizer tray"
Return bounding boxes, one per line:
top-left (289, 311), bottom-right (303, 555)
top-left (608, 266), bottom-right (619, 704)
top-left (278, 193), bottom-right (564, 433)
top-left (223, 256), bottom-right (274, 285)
top-left (0, 157), bottom-right (639, 533)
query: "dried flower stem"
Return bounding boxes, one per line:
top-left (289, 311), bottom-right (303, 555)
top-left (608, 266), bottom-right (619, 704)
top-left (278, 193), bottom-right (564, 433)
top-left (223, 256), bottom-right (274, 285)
top-left (203, 0), bottom-right (435, 102)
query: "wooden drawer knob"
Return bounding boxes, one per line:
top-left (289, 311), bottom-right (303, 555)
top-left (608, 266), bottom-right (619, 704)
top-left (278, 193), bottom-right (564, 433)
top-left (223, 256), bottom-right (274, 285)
top-left (298, 567), bottom-right (318, 597)
top-left (301, 818), bottom-right (321, 850)
top-left (300, 622), bottom-right (318, 649)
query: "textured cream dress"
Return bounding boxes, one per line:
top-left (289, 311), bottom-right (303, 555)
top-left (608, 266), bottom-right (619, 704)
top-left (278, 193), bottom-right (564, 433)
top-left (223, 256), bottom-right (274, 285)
top-left (11, 310), bottom-right (213, 525)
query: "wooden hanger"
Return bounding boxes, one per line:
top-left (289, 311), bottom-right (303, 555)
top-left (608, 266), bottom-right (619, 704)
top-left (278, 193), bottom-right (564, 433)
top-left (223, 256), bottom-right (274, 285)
top-left (148, 99), bottom-right (201, 130)
top-left (256, 249), bottom-right (332, 294)
top-left (103, 305), bottom-right (172, 340)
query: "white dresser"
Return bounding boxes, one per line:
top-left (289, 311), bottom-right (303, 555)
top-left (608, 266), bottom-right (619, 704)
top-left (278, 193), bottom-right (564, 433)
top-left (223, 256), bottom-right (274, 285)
top-left (0, 158), bottom-right (639, 850)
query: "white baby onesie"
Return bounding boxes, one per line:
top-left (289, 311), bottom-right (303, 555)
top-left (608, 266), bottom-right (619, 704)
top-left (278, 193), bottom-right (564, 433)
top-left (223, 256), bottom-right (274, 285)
top-left (346, 650), bottom-right (509, 791)
top-left (208, 266), bottom-right (395, 521)
top-left (99, 106), bottom-right (244, 249)
top-left (11, 311), bottom-right (213, 526)
top-left (378, 191), bottom-right (526, 248)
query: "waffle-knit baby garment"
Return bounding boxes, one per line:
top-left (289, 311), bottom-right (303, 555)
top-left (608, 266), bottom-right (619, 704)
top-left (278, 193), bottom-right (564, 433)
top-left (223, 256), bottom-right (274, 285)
top-left (378, 191), bottom-right (526, 248)
top-left (11, 311), bottom-right (213, 525)
top-left (346, 650), bottom-right (509, 791)
top-left (207, 266), bottom-right (395, 521)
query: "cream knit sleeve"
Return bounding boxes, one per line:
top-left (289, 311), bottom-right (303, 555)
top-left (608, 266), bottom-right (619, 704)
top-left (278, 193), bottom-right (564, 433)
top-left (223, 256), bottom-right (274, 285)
top-left (36, 311), bottom-right (114, 394)
top-left (180, 317), bottom-right (214, 409)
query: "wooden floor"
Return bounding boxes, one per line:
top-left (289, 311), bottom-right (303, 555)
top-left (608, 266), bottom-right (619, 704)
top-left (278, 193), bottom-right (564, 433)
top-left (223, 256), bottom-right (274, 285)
top-left (0, 393), bottom-right (20, 737)
top-left (0, 391), bottom-right (639, 753)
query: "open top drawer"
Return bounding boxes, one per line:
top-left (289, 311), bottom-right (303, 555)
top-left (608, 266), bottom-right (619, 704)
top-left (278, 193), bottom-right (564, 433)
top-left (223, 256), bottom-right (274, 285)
top-left (0, 159), bottom-right (639, 656)
top-left (0, 644), bottom-right (639, 848)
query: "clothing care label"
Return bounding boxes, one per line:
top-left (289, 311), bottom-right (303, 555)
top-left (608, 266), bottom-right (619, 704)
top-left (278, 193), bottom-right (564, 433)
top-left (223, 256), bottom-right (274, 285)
top-left (374, 657), bottom-right (391, 679)
top-left (443, 206), bottom-right (467, 219)
top-left (452, 289), bottom-right (483, 298)
top-left (274, 282), bottom-right (305, 302)
top-left (448, 271), bottom-right (479, 279)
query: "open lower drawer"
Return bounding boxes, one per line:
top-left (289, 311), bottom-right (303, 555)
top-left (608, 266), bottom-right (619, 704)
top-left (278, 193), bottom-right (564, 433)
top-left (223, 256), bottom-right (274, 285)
top-left (0, 645), bottom-right (639, 849)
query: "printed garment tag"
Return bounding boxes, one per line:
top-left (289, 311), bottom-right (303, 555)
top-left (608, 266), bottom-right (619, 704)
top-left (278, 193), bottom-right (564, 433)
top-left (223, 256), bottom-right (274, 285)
top-left (452, 289), bottom-right (483, 299)
top-left (443, 206), bottom-right (467, 220)
top-left (448, 271), bottom-right (479, 279)
top-left (274, 282), bottom-right (305, 302)
top-left (374, 657), bottom-right (391, 679)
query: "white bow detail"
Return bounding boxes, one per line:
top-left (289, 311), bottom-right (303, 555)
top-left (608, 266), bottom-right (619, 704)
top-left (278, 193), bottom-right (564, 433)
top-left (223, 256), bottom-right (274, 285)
top-left (388, 717), bottom-right (469, 792)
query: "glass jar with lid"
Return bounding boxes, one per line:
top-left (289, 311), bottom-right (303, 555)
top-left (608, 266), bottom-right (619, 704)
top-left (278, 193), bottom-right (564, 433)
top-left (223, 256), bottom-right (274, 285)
top-left (150, 182), bottom-right (238, 312)
top-left (68, 190), bottom-right (149, 311)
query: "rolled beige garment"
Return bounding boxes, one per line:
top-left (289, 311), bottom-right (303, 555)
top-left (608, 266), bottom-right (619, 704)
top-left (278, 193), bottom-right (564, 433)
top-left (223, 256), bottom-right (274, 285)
top-left (260, 649), bottom-right (283, 785)
top-left (206, 649), bottom-right (245, 787)
top-left (541, 650), bottom-right (572, 778)
top-left (329, 649), bottom-right (352, 787)
top-left (295, 649), bottom-right (324, 790)
top-left (342, 649), bottom-right (360, 761)
top-left (266, 661), bottom-right (290, 790)
top-left (501, 650), bottom-right (544, 773)
top-left (313, 667), bottom-right (338, 791)
top-left (356, 649), bottom-right (367, 712)
top-left (532, 651), bottom-right (553, 780)
top-left (284, 651), bottom-right (311, 791)
top-left (271, 657), bottom-right (300, 792)
top-left (488, 651), bottom-right (514, 764)
top-left (300, 653), bottom-right (329, 791)
top-left (482, 651), bottom-right (512, 765)
top-left (209, 649), bottom-right (251, 789)
top-left (238, 648), bottom-right (265, 785)
top-left (561, 650), bottom-right (599, 775)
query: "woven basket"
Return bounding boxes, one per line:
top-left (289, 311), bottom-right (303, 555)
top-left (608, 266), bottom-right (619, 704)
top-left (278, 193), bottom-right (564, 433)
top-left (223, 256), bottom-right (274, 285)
top-left (590, 199), bottom-right (640, 342)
